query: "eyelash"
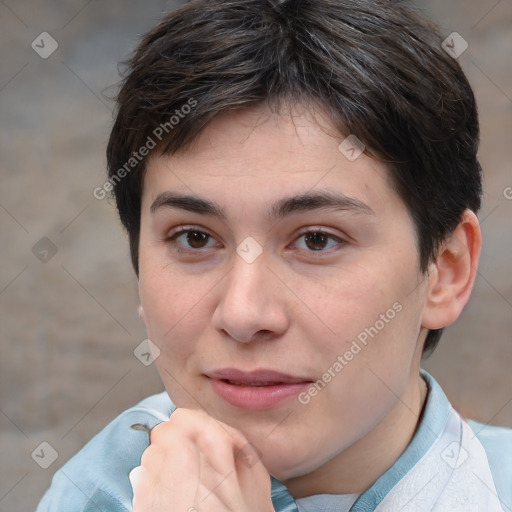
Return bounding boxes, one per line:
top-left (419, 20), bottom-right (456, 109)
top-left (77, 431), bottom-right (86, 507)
top-left (164, 226), bottom-right (346, 256)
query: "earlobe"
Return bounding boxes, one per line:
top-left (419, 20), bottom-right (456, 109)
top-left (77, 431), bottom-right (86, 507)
top-left (422, 210), bottom-right (482, 330)
top-left (138, 304), bottom-right (146, 323)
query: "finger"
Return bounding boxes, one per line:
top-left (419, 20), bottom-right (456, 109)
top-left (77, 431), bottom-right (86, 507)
top-left (143, 436), bottom-right (201, 492)
top-left (128, 465), bottom-right (143, 491)
top-left (165, 410), bottom-right (263, 505)
top-left (129, 465), bottom-right (151, 512)
top-left (148, 409), bottom-right (273, 510)
top-left (153, 409), bottom-right (246, 475)
top-left (191, 420), bottom-right (272, 510)
top-left (135, 441), bottom-right (203, 511)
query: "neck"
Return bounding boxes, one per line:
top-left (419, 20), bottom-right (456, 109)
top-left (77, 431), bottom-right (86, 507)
top-left (284, 372), bottom-right (428, 498)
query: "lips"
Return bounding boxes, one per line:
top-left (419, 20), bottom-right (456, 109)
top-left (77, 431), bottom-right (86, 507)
top-left (205, 368), bottom-right (313, 410)
top-left (206, 368), bottom-right (312, 386)
top-left (222, 381), bottom-right (285, 387)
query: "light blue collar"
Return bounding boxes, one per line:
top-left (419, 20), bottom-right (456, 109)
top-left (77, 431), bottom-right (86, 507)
top-left (270, 370), bottom-right (450, 511)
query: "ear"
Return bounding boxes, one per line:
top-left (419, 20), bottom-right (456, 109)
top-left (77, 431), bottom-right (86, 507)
top-left (422, 209), bottom-right (482, 330)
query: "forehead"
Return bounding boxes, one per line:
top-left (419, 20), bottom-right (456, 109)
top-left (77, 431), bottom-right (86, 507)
top-left (142, 102), bottom-right (400, 219)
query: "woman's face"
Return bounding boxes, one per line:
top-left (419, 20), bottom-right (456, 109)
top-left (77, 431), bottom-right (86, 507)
top-left (137, 102), bottom-right (428, 483)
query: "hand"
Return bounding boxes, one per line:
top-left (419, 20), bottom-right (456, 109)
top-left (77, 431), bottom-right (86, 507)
top-left (129, 408), bottom-right (275, 512)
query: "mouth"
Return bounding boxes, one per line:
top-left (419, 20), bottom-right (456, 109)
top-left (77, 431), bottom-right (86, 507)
top-left (205, 368), bottom-right (313, 410)
top-left (207, 368), bottom-right (312, 385)
top-left (219, 380), bottom-right (292, 387)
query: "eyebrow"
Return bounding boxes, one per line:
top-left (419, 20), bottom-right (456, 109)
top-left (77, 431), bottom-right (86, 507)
top-left (150, 189), bottom-right (375, 220)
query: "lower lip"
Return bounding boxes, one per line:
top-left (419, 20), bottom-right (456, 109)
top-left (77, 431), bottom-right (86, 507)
top-left (208, 378), bottom-right (310, 410)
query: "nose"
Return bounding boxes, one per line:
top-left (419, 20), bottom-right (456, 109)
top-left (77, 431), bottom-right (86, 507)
top-left (212, 252), bottom-right (289, 344)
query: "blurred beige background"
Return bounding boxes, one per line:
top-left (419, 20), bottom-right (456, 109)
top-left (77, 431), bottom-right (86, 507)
top-left (0, 1), bottom-right (511, 510)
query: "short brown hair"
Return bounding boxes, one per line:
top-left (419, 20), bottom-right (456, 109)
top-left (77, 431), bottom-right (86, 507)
top-left (106, 0), bottom-right (482, 355)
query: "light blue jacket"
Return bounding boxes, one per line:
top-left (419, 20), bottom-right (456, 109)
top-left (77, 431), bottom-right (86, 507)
top-left (36, 371), bottom-right (512, 511)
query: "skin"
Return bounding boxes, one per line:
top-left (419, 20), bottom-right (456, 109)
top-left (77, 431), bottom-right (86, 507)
top-left (130, 101), bottom-right (481, 510)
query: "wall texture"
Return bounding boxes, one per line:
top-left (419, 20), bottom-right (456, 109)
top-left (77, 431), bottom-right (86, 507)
top-left (1, 1), bottom-right (511, 510)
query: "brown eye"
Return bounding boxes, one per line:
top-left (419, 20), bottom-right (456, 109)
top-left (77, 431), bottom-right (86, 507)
top-left (184, 231), bottom-right (209, 249)
top-left (294, 230), bottom-right (345, 254)
top-left (304, 232), bottom-right (329, 251)
top-left (166, 227), bottom-right (217, 253)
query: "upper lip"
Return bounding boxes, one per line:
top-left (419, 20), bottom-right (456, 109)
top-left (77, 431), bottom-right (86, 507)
top-left (205, 368), bottom-right (313, 385)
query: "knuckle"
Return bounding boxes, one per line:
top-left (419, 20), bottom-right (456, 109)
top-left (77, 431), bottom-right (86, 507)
top-left (148, 419), bottom-right (172, 444)
top-left (139, 444), bottom-right (162, 469)
top-left (171, 407), bottom-right (205, 422)
top-left (219, 421), bottom-right (247, 444)
top-left (168, 407), bottom-right (213, 433)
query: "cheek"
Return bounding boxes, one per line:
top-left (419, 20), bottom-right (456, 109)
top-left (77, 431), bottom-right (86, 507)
top-left (292, 256), bottom-right (423, 412)
top-left (293, 256), bottom-right (410, 355)
top-left (137, 262), bottom-right (207, 366)
top-left (139, 265), bottom-right (208, 406)
top-left (256, 363), bottom-right (406, 479)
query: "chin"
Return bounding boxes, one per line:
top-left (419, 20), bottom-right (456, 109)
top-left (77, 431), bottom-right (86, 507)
top-left (259, 445), bottom-right (319, 482)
